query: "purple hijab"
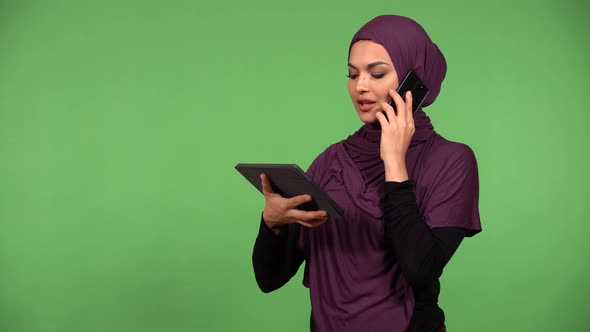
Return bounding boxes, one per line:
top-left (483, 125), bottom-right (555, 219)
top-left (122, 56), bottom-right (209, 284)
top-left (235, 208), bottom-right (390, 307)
top-left (299, 15), bottom-right (481, 332)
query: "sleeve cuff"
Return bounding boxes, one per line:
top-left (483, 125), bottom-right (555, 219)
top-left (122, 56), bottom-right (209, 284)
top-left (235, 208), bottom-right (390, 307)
top-left (384, 179), bottom-right (415, 192)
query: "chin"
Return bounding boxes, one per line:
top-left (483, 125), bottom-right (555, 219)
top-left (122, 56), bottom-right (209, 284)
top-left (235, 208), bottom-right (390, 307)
top-left (358, 111), bottom-right (378, 124)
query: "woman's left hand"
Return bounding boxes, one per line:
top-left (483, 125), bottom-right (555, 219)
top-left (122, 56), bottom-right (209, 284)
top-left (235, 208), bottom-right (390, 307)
top-left (375, 89), bottom-right (415, 181)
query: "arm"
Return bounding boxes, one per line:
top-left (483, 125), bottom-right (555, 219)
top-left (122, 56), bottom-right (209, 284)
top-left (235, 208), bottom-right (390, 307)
top-left (376, 91), bottom-right (474, 287)
top-left (382, 181), bottom-right (465, 288)
top-left (252, 148), bottom-right (332, 293)
top-left (252, 214), bottom-right (305, 293)
top-left (251, 173), bottom-right (325, 293)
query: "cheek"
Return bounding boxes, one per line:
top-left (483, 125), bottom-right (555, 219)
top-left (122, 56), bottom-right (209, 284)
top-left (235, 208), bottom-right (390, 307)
top-left (379, 79), bottom-right (398, 99)
top-left (347, 81), bottom-right (355, 97)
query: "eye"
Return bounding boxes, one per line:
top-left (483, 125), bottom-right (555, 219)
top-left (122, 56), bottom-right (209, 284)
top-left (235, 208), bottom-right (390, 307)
top-left (372, 73), bottom-right (385, 79)
top-left (347, 73), bottom-right (359, 79)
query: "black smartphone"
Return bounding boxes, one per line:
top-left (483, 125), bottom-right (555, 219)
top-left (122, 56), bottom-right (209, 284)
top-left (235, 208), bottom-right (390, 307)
top-left (382, 70), bottom-right (429, 118)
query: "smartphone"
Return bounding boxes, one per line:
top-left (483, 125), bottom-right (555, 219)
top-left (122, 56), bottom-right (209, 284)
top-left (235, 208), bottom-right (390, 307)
top-left (382, 70), bottom-right (429, 118)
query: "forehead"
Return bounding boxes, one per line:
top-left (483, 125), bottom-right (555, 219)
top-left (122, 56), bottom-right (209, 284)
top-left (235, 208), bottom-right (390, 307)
top-left (348, 40), bottom-right (392, 63)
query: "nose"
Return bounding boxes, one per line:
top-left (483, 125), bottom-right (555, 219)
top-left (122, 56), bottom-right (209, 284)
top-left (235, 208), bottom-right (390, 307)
top-left (355, 74), bottom-right (369, 93)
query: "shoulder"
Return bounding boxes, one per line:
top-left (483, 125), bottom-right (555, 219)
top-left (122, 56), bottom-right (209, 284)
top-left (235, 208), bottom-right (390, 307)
top-left (309, 140), bottom-right (345, 166)
top-left (426, 135), bottom-right (478, 173)
top-left (306, 140), bottom-right (345, 180)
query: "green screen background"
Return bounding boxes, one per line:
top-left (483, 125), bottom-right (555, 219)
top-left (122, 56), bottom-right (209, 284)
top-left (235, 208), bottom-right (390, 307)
top-left (0, 0), bottom-right (588, 331)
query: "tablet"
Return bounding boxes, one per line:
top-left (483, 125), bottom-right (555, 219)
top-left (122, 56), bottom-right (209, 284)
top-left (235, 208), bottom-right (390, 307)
top-left (235, 163), bottom-right (344, 218)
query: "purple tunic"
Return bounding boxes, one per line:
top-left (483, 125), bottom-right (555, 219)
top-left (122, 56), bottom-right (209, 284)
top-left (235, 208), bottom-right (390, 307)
top-left (297, 15), bottom-right (482, 331)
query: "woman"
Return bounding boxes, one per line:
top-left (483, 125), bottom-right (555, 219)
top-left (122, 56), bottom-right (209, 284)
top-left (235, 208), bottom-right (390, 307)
top-left (252, 15), bottom-right (481, 332)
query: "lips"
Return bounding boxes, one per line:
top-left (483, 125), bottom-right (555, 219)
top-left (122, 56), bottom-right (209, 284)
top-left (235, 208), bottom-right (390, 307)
top-left (357, 99), bottom-right (376, 112)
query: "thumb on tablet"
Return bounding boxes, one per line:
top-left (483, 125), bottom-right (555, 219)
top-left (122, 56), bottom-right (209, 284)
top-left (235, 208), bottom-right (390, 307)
top-left (260, 173), bottom-right (276, 196)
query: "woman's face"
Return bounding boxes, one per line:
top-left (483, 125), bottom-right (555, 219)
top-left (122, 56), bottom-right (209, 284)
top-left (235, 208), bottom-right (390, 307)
top-left (347, 40), bottom-right (399, 124)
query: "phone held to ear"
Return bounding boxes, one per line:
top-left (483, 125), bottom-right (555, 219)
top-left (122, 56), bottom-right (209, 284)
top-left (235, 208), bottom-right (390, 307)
top-left (381, 70), bottom-right (429, 119)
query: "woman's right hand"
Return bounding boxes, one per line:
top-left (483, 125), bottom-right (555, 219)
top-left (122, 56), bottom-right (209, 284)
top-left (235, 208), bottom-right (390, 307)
top-left (260, 173), bottom-right (329, 233)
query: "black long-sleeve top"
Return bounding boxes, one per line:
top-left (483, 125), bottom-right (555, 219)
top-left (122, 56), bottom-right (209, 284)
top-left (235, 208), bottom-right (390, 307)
top-left (252, 180), bottom-right (465, 332)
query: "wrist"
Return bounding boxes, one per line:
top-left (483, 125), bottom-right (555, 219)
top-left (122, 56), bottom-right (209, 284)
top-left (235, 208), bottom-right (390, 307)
top-left (262, 212), bottom-right (283, 234)
top-left (384, 159), bottom-right (409, 182)
top-left (263, 219), bottom-right (282, 236)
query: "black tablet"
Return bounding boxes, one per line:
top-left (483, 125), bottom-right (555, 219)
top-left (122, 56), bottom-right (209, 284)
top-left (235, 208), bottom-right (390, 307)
top-left (235, 163), bottom-right (344, 218)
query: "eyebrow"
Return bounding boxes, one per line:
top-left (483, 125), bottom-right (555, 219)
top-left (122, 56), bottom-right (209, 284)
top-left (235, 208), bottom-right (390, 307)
top-left (347, 61), bottom-right (391, 70)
